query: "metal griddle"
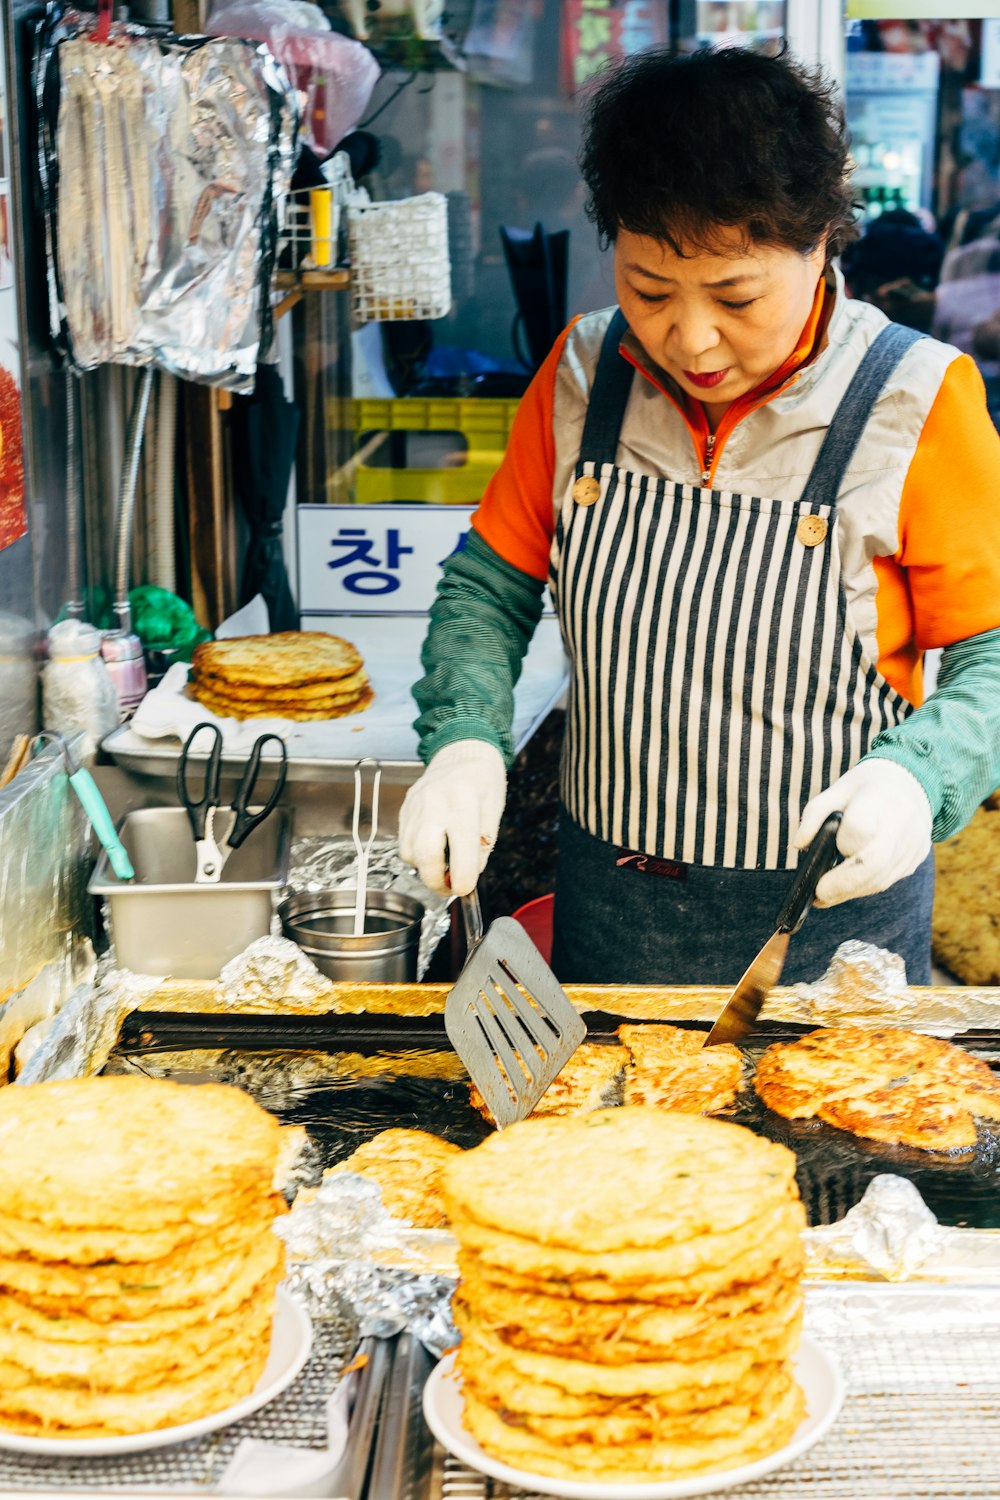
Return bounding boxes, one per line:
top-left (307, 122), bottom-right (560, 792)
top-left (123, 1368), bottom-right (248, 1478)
top-left (108, 1008), bottom-right (1000, 1230)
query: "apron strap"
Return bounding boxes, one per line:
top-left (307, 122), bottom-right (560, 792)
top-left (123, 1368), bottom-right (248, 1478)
top-left (799, 322), bottom-right (925, 509)
top-left (576, 308), bottom-right (633, 473)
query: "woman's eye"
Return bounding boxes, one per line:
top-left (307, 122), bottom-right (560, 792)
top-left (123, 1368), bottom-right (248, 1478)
top-left (633, 289), bottom-right (668, 305)
top-left (720, 298), bottom-right (756, 310)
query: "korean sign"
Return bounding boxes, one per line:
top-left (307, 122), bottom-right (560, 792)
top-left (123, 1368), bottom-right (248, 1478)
top-left (298, 504), bottom-right (476, 615)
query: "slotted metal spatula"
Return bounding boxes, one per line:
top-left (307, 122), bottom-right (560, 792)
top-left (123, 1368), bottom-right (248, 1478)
top-left (444, 889), bottom-right (586, 1128)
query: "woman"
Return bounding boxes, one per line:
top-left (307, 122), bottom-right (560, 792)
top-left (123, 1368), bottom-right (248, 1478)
top-left (399, 46), bottom-right (1000, 984)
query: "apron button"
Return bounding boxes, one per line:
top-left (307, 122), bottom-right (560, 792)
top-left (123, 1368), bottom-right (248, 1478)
top-left (797, 514), bottom-right (829, 547)
top-left (572, 476), bottom-right (601, 507)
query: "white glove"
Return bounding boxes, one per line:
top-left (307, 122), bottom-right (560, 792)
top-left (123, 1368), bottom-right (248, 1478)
top-left (398, 740), bottom-right (507, 897)
top-left (795, 759), bottom-right (933, 908)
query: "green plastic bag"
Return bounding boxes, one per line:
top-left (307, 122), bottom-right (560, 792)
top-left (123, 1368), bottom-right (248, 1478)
top-left (128, 585), bottom-right (212, 662)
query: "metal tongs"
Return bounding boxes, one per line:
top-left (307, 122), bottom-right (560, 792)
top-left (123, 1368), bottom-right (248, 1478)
top-left (351, 757), bottom-right (381, 935)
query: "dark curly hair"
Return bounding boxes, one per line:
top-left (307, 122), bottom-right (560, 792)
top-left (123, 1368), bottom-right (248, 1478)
top-left (580, 46), bottom-right (858, 260)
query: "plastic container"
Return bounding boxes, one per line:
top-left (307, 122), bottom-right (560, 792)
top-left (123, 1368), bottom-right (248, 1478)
top-left (349, 397), bottom-right (519, 505)
top-left (279, 888), bottom-right (424, 982)
top-left (89, 807), bottom-right (291, 979)
top-left (42, 621), bottom-right (120, 762)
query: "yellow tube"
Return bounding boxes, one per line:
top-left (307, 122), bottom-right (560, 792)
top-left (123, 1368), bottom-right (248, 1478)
top-left (310, 189), bottom-right (334, 268)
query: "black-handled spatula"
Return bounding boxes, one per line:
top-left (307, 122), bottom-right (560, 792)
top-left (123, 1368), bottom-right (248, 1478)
top-left (703, 812), bottom-right (843, 1046)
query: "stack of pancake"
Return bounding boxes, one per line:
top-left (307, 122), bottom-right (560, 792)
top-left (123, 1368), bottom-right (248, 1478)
top-left (187, 631), bottom-right (372, 721)
top-left (443, 1108), bottom-right (806, 1484)
top-left (0, 1076), bottom-right (292, 1439)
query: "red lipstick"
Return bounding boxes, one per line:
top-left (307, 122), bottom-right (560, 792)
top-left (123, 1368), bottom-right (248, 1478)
top-left (683, 368), bottom-right (730, 389)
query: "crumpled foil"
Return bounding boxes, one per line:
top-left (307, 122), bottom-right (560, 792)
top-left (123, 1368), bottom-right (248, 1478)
top-left (275, 1176), bottom-right (458, 1356)
top-left (792, 940), bottom-right (1000, 1033)
top-left (288, 835), bottom-right (452, 980)
top-left (804, 1173), bottom-right (1000, 1283)
top-left (13, 968), bottom-right (164, 1083)
top-left (219, 935), bottom-right (336, 1011)
top-left (36, 10), bottom-right (298, 389)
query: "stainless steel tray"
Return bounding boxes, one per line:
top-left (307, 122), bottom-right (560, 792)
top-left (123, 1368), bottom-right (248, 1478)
top-left (89, 807), bottom-right (291, 979)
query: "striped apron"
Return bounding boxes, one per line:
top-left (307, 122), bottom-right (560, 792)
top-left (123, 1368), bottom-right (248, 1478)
top-left (548, 315), bottom-right (935, 984)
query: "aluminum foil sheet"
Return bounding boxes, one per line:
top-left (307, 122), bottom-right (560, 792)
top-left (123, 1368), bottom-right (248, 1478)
top-left (37, 10), bottom-right (297, 389)
top-left (289, 835), bottom-right (452, 981)
top-left (790, 939), bottom-right (1000, 1032)
top-left (276, 1175), bottom-right (458, 1356)
top-left (14, 968), bottom-right (163, 1084)
top-left (0, 743), bottom-right (91, 1017)
top-left (219, 936), bottom-right (338, 1011)
top-left (804, 1172), bottom-right (1000, 1283)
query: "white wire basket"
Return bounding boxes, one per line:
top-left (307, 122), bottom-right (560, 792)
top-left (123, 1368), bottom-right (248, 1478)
top-left (347, 192), bottom-right (452, 323)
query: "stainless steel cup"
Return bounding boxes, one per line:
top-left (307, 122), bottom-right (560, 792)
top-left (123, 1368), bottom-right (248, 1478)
top-left (278, 888), bottom-right (424, 983)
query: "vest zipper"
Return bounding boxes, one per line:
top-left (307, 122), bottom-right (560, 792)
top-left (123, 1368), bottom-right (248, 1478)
top-left (701, 433), bottom-right (716, 486)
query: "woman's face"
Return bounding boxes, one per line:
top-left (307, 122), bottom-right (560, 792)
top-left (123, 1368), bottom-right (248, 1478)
top-left (614, 228), bottom-right (826, 408)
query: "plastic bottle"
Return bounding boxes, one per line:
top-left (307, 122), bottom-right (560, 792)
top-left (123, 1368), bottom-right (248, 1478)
top-left (42, 620), bottom-right (121, 763)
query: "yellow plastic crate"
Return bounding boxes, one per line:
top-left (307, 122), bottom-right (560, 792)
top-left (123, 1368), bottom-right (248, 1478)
top-left (346, 397), bottom-right (520, 505)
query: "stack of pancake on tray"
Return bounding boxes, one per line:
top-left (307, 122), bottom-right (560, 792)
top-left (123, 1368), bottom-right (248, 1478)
top-left (443, 1108), bottom-right (806, 1484)
top-left (0, 1076), bottom-right (293, 1439)
top-left (187, 631), bottom-right (372, 721)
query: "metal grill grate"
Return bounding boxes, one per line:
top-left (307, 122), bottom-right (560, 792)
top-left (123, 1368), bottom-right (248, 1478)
top-left (0, 1311), bottom-right (358, 1492)
top-left (432, 1320), bottom-right (1000, 1500)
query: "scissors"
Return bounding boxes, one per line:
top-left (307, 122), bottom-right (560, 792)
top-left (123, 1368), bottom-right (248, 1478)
top-left (177, 722), bottom-right (288, 884)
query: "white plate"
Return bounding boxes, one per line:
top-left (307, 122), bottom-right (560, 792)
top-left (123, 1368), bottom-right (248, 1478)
top-left (422, 1335), bottom-right (843, 1500)
top-left (0, 1287), bottom-right (313, 1458)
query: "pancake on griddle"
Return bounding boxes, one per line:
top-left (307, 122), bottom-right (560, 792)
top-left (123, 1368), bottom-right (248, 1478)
top-left (754, 1026), bottom-right (1000, 1151)
top-left (0, 1078), bottom-right (293, 1439)
top-left (616, 1023), bottom-right (743, 1113)
top-left (469, 1043), bottom-right (623, 1124)
top-left (323, 1128), bottom-right (462, 1228)
top-left (443, 1108), bottom-right (806, 1483)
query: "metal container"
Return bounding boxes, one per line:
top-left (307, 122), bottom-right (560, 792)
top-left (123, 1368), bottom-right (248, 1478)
top-left (89, 806), bottom-right (291, 979)
top-left (279, 888), bottom-right (424, 982)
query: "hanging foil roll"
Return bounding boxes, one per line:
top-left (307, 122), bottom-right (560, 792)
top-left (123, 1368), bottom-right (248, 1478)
top-left (35, 8), bottom-right (298, 390)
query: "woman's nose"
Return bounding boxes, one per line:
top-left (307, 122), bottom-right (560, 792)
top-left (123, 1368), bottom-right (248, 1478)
top-left (666, 308), bottom-right (722, 362)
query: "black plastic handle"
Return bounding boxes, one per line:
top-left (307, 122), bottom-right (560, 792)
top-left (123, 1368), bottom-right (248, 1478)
top-left (227, 734), bottom-right (288, 850)
top-left (776, 811), bottom-right (843, 936)
top-left (176, 722), bottom-right (223, 840)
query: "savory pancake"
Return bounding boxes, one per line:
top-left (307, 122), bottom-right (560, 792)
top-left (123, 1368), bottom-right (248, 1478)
top-left (455, 1346), bottom-right (785, 1420)
top-left (193, 666), bottom-right (369, 702)
top-left (467, 1366), bottom-right (797, 1445)
top-left (324, 1129), bottom-right (462, 1228)
top-left (193, 631), bottom-right (363, 687)
top-left (0, 1234), bottom-right (283, 1338)
top-left (442, 1108), bottom-right (799, 1251)
top-left (447, 1196), bottom-right (804, 1284)
top-left (0, 1206), bottom-right (285, 1310)
top-left (189, 683), bottom-right (374, 722)
top-left (616, 1024), bottom-right (743, 1113)
top-left (0, 1329), bottom-right (272, 1434)
top-left (754, 1026), bottom-right (1000, 1150)
top-left (470, 1043), bottom-right (623, 1124)
top-left (454, 1290), bottom-right (802, 1367)
top-left (0, 1078), bottom-right (289, 1231)
top-left (456, 1275), bottom-right (802, 1360)
top-left (0, 1078), bottom-right (288, 1440)
top-left (0, 1296), bottom-right (275, 1391)
top-left (458, 1232), bottom-right (806, 1306)
top-left (457, 1313), bottom-right (773, 1397)
top-left (462, 1381), bottom-right (805, 1483)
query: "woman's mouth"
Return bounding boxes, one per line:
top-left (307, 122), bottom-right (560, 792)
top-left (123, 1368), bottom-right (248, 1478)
top-left (683, 368), bottom-right (730, 389)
